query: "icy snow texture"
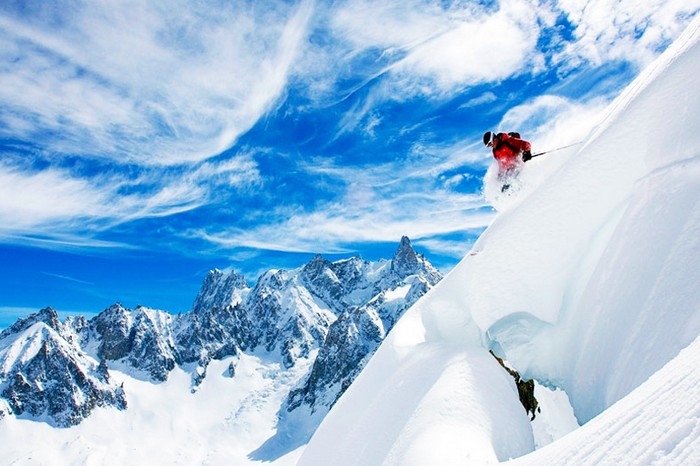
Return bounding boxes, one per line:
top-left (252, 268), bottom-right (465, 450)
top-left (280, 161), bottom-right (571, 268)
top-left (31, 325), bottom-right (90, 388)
top-left (300, 15), bottom-right (700, 466)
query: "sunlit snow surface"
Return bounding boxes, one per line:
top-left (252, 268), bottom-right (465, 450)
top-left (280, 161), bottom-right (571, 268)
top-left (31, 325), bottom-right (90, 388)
top-left (300, 15), bottom-right (700, 466)
top-left (0, 354), bottom-right (308, 465)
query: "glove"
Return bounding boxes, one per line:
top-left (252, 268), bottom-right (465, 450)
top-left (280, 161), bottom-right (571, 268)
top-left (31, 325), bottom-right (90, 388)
top-left (522, 150), bottom-right (532, 162)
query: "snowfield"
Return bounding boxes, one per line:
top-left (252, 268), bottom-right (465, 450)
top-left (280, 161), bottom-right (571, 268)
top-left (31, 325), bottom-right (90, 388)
top-left (0, 353), bottom-right (308, 465)
top-left (300, 14), bottom-right (700, 466)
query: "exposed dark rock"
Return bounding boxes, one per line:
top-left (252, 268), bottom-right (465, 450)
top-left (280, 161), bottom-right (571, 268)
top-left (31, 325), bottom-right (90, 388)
top-left (490, 350), bottom-right (540, 420)
top-left (0, 307), bottom-right (63, 340)
top-left (91, 304), bottom-right (133, 361)
top-left (89, 304), bottom-right (176, 382)
top-left (277, 240), bottom-right (443, 451)
top-left (192, 269), bottom-right (249, 314)
top-left (174, 303), bottom-right (249, 366)
top-left (0, 324), bottom-right (127, 427)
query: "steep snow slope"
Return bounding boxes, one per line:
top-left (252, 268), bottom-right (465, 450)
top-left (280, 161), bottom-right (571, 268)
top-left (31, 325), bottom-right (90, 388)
top-left (300, 15), bottom-right (700, 465)
top-left (510, 333), bottom-right (700, 465)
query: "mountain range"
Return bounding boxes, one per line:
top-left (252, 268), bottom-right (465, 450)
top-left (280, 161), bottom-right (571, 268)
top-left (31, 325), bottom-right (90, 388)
top-left (0, 236), bottom-right (441, 450)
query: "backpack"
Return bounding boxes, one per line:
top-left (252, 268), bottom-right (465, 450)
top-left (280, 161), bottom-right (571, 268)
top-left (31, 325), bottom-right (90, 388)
top-left (501, 132), bottom-right (523, 154)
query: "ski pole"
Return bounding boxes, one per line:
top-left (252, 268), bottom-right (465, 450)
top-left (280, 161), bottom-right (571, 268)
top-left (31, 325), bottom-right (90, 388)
top-left (530, 141), bottom-right (583, 159)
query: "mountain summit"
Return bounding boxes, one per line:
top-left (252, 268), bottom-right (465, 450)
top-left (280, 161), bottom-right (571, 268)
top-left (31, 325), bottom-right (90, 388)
top-left (0, 308), bottom-right (127, 427)
top-left (192, 269), bottom-right (250, 314)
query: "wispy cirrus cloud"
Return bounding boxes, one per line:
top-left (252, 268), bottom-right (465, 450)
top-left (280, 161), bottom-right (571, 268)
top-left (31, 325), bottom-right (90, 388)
top-left (0, 0), bottom-right (313, 166)
top-left (195, 189), bottom-right (493, 256)
top-left (194, 92), bottom-right (614, 261)
top-left (0, 150), bottom-right (261, 248)
top-left (300, 0), bottom-right (699, 134)
top-left (1, 0), bottom-right (698, 265)
top-left (192, 147), bottom-right (495, 258)
top-left (41, 272), bottom-right (94, 286)
top-left (498, 94), bottom-right (609, 155)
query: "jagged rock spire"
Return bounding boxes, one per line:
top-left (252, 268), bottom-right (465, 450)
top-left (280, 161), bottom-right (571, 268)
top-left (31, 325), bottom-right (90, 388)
top-left (391, 236), bottom-right (421, 277)
top-left (192, 269), bottom-right (250, 314)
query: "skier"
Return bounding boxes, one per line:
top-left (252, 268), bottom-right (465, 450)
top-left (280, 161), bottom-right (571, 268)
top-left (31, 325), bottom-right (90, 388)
top-left (484, 131), bottom-right (532, 192)
top-left (483, 131), bottom-right (532, 192)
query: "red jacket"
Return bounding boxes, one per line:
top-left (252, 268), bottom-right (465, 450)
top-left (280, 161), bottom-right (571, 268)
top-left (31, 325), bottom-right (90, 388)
top-left (492, 133), bottom-right (531, 171)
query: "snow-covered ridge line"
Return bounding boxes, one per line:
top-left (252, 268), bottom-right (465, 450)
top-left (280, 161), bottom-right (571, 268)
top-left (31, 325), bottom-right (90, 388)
top-left (0, 236), bottom-right (442, 439)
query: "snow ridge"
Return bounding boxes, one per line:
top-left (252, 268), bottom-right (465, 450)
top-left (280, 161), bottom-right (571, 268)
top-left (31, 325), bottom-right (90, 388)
top-left (299, 16), bottom-right (700, 466)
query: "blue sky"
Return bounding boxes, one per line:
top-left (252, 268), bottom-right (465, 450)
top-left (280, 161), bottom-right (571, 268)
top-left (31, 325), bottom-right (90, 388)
top-left (1, 0), bottom-right (698, 326)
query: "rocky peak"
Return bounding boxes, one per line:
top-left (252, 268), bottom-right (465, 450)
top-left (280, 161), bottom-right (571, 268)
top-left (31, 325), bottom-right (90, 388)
top-left (124, 307), bottom-right (176, 382)
top-left (330, 256), bottom-right (365, 283)
top-left (390, 236), bottom-right (421, 277)
top-left (303, 254), bottom-right (330, 272)
top-left (390, 236), bottom-right (442, 285)
top-left (0, 307), bottom-right (62, 341)
top-left (301, 254), bottom-right (336, 286)
top-left (301, 254), bottom-right (344, 308)
top-left (192, 269), bottom-right (250, 314)
top-left (277, 253), bottom-right (444, 449)
top-left (91, 304), bottom-right (133, 361)
top-left (0, 321), bottom-right (127, 427)
top-left (1, 239), bottom-right (445, 429)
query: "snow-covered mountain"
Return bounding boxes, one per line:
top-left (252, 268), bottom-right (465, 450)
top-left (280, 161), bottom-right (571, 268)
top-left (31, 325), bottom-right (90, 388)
top-left (0, 308), bottom-right (127, 427)
top-left (254, 238), bottom-right (442, 457)
top-left (191, 269), bottom-right (250, 314)
top-left (299, 16), bottom-right (700, 465)
top-left (0, 237), bottom-right (441, 463)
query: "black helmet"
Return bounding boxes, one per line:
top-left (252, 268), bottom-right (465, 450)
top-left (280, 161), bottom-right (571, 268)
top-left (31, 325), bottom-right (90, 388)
top-left (483, 131), bottom-right (493, 146)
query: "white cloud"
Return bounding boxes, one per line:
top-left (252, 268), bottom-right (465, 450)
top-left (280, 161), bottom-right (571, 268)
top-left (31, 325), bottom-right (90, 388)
top-left (392, 0), bottom-right (541, 94)
top-left (2, 0), bottom-right (697, 261)
top-left (195, 152), bottom-right (495, 257)
top-left (41, 272), bottom-right (94, 286)
top-left (197, 191), bottom-right (493, 256)
top-left (294, 0), bottom-right (543, 108)
top-left (553, 0), bottom-right (700, 69)
top-left (498, 94), bottom-right (608, 154)
top-left (0, 152), bottom-right (261, 246)
top-left (0, 0), bottom-right (313, 166)
top-left (416, 236), bottom-right (477, 260)
top-left (459, 92), bottom-right (498, 109)
top-left (222, 91), bottom-right (613, 259)
top-left (331, 0), bottom-right (458, 51)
